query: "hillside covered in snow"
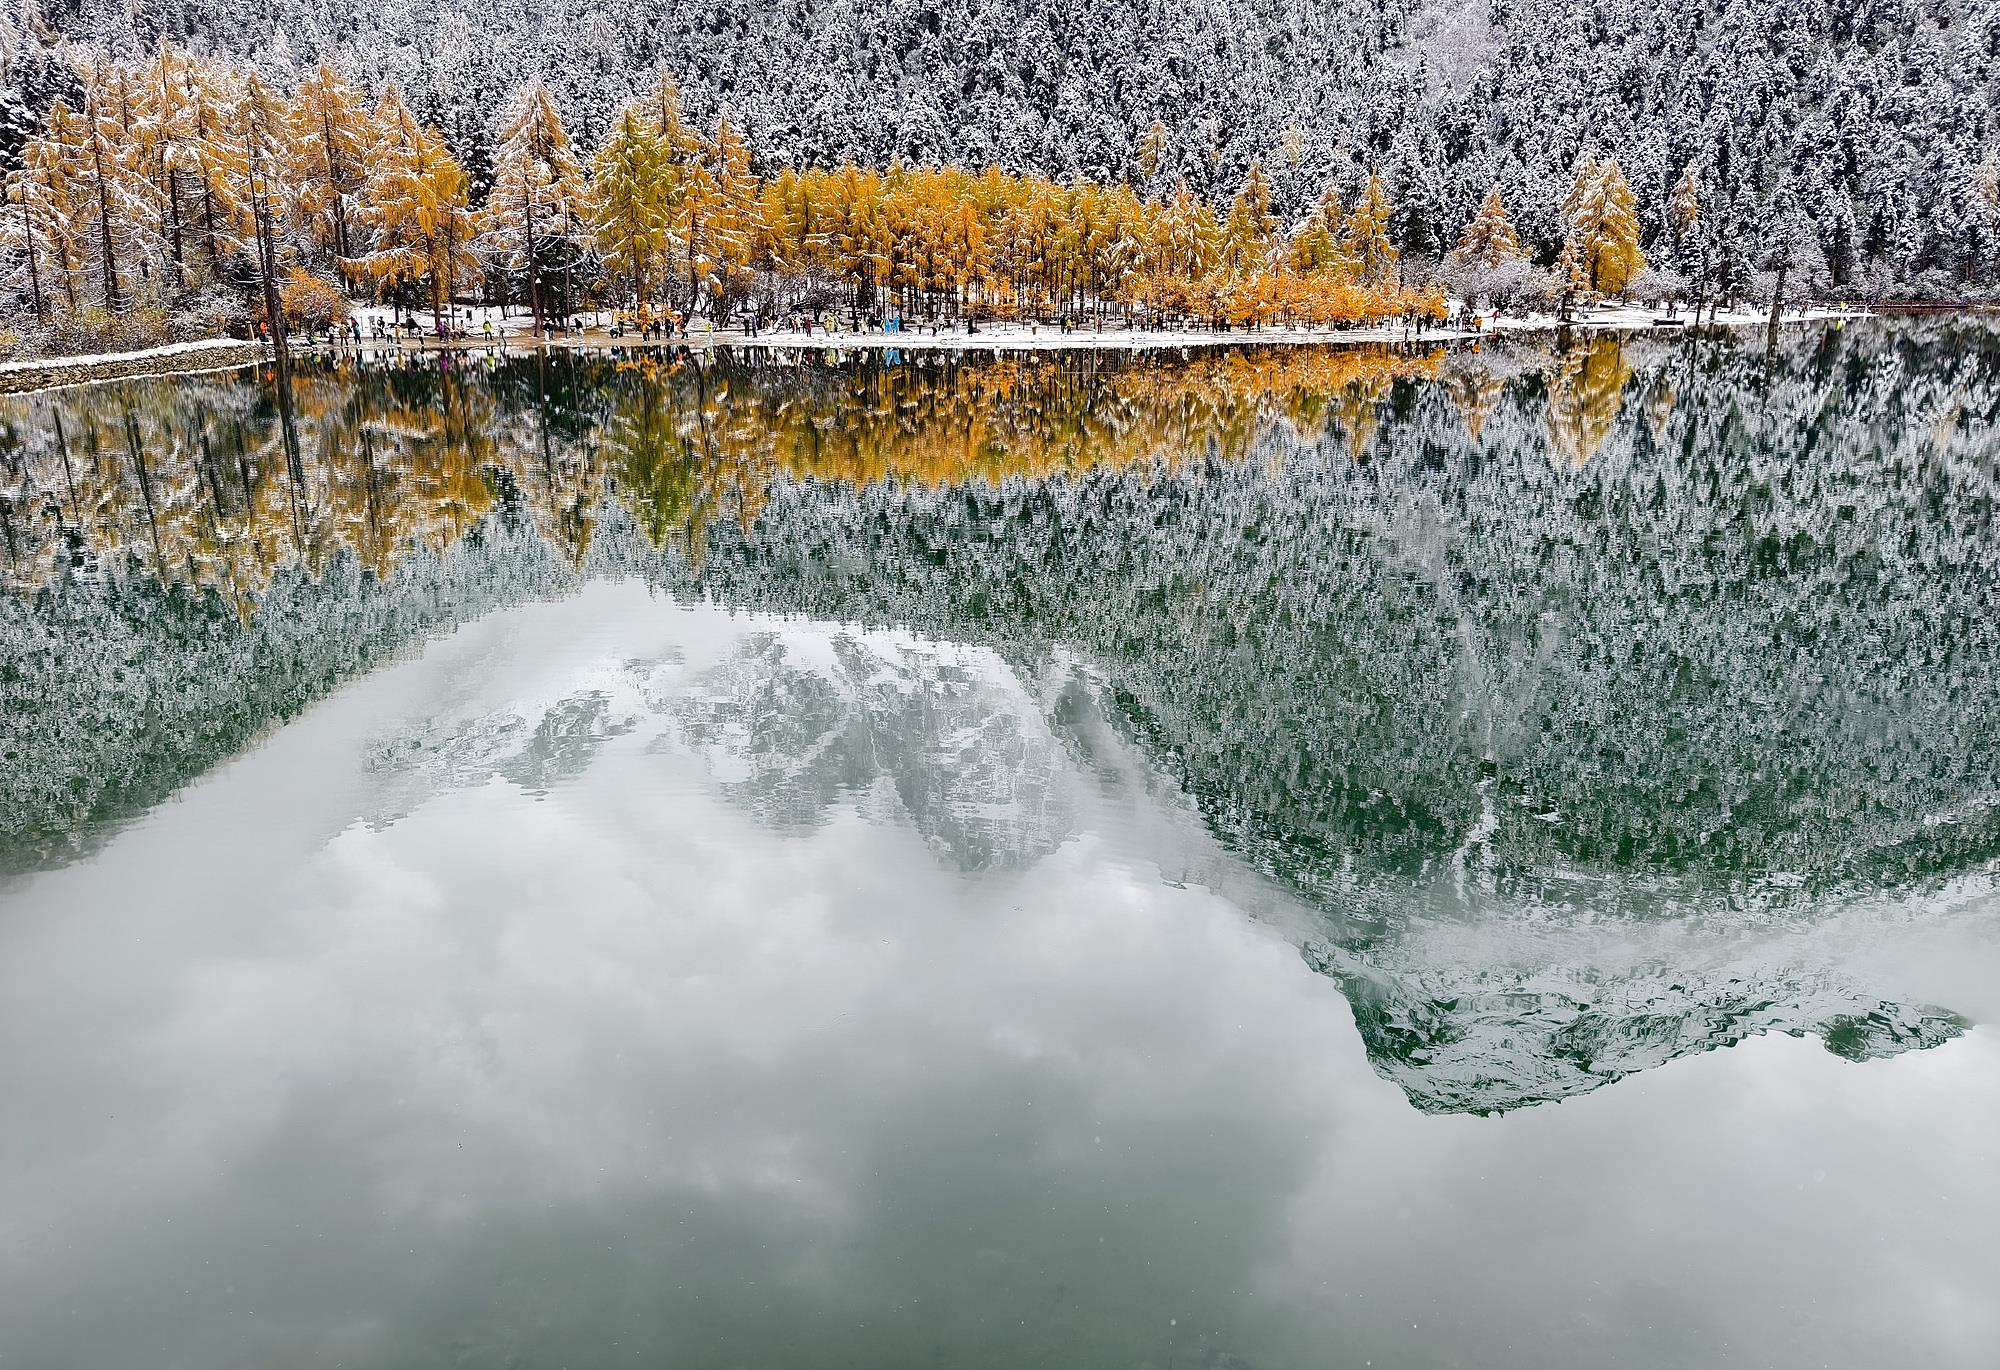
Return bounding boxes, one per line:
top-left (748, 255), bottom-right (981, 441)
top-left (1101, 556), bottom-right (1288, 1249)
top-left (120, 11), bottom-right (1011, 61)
top-left (6, 0), bottom-right (1999, 294)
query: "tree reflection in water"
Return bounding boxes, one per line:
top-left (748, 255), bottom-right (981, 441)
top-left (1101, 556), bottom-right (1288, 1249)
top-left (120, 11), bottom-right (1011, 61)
top-left (3, 321), bottom-right (1992, 1111)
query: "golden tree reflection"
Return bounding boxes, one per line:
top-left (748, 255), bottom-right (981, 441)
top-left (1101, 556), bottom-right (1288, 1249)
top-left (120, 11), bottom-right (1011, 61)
top-left (1445, 366), bottom-right (1504, 443)
top-left (2, 343), bottom-right (1510, 600)
top-left (1545, 337), bottom-right (1633, 469)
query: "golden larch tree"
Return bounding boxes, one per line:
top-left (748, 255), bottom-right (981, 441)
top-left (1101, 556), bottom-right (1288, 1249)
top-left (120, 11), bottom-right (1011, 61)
top-left (354, 86), bottom-right (482, 334)
top-left (1565, 157), bottom-right (1645, 296)
top-left (590, 105), bottom-right (674, 307)
top-left (1223, 157), bottom-right (1276, 276)
top-left (1451, 186), bottom-right (1524, 269)
top-left (284, 62), bottom-right (375, 268)
top-left (1342, 173), bottom-right (1398, 285)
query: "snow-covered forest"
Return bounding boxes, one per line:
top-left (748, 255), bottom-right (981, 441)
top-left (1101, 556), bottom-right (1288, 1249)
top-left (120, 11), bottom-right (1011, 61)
top-left (29, 0), bottom-right (1992, 291)
top-left (0, 0), bottom-right (1992, 354)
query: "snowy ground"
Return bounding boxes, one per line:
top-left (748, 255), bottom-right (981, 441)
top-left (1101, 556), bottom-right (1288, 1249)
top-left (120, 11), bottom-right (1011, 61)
top-left (0, 304), bottom-right (1865, 385)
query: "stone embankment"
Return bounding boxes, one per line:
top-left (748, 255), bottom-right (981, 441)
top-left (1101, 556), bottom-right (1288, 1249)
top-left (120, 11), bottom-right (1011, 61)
top-left (0, 339), bottom-right (263, 394)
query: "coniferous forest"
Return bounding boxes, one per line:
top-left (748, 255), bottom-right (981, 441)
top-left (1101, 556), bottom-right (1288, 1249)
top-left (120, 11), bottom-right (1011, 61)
top-left (0, 0), bottom-right (1993, 354)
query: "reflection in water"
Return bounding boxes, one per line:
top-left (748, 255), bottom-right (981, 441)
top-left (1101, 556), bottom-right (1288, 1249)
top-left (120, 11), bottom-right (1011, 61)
top-left (2, 323), bottom-right (1995, 1115)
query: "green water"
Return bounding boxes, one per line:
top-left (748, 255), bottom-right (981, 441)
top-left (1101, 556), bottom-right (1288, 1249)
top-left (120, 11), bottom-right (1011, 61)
top-left (1, 324), bottom-right (1996, 1368)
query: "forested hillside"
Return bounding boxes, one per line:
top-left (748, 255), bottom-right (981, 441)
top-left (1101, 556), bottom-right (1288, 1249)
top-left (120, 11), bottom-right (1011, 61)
top-left (5, 0), bottom-right (1997, 295)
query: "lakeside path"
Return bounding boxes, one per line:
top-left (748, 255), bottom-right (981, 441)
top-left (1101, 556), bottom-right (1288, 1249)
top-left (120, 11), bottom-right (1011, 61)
top-left (0, 304), bottom-right (1862, 394)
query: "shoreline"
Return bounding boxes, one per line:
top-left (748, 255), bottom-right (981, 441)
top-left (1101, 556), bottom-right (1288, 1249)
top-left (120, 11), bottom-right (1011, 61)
top-left (0, 306), bottom-right (1866, 394)
top-left (342, 301), bottom-right (1864, 355)
top-left (0, 338), bottom-right (263, 395)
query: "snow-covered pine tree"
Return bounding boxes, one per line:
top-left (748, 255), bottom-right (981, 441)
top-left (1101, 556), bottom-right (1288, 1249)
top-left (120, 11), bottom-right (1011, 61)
top-left (479, 78), bottom-right (589, 331)
top-left (1757, 177), bottom-right (1828, 322)
top-left (1668, 162), bottom-right (1703, 295)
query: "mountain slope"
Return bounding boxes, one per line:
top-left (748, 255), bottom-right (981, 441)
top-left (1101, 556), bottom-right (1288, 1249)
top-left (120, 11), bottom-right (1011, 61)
top-left (14, 0), bottom-right (2000, 290)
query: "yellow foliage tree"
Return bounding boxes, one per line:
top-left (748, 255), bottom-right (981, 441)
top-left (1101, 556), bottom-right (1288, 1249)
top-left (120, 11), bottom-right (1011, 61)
top-left (1565, 157), bottom-right (1645, 296)
top-left (284, 62), bottom-right (375, 269)
top-left (1342, 173), bottom-right (1399, 285)
top-left (1450, 186), bottom-right (1524, 269)
top-left (354, 86), bottom-right (481, 334)
top-left (590, 105), bottom-right (674, 308)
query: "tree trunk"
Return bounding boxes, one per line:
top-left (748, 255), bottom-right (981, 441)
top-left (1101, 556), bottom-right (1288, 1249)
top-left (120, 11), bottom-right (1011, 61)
top-left (525, 188), bottom-right (543, 335)
top-left (322, 108), bottom-right (350, 262)
top-left (166, 166), bottom-right (186, 288)
top-left (91, 136), bottom-right (121, 311)
top-left (18, 197), bottom-right (45, 321)
top-left (245, 124), bottom-right (291, 379)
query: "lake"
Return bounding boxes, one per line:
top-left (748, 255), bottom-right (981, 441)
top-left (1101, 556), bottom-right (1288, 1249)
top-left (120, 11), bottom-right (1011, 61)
top-left (2, 324), bottom-right (1996, 1369)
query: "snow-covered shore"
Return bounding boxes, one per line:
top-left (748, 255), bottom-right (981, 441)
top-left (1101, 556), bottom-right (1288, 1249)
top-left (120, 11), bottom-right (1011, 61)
top-left (0, 337), bottom-right (262, 394)
top-left (0, 305), bottom-right (1867, 393)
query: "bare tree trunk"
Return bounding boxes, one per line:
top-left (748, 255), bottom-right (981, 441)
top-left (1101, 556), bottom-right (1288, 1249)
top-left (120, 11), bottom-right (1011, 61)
top-left (245, 124), bottom-right (292, 381)
top-left (165, 166), bottom-right (187, 288)
top-left (322, 108), bottom-right (351, 262)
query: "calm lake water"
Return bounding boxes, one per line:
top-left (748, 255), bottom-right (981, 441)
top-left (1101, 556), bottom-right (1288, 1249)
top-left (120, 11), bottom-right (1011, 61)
top-left (2, 324), bottom-right (1997, 1369)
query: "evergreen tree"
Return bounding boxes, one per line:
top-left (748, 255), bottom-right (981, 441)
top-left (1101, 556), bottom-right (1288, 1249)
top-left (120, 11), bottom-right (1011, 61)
top-left (480, 78), bottom-right (589, 331)
top-left (1669, 162), bottom-right (1704, 297)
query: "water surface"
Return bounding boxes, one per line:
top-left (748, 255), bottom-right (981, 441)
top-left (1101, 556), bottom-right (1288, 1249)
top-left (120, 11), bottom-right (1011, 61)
top-left (2, 326), bottom-right (1996, 1368)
